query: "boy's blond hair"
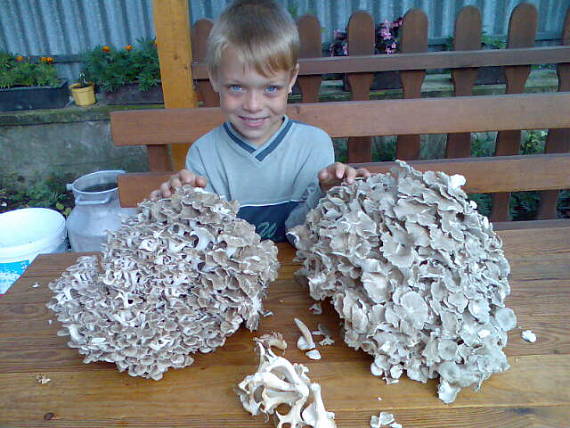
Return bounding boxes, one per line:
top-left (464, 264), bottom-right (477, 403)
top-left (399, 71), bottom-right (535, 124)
top-left (206, 0), bottom-right (300, 78)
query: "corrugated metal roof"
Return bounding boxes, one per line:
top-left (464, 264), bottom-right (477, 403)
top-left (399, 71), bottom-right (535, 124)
top-left (1, 0), bottom-right (567, 83)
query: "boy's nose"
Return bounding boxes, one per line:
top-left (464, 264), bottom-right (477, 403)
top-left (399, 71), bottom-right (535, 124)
top-left (243, 90), bottom-right (262, 112)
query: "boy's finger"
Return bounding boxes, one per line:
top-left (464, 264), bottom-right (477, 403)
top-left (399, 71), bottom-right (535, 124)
top-left (318, 169), bottom-right (330, 181)
top-left (335, 163), bottom-right (345, 179)
top-left (196, 176), bottom-right (208, 188)
top-left (345, 167), bottom-right (356, 184)
top-left (178, 169), bottom-right (195, 184)
top-left (160, 182), bottom-right (173, 197)
top-left (170, 177), bottom-right (182, 189)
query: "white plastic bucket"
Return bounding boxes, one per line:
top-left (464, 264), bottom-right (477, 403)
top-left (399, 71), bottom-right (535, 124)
top-left (0, 208), bottom-right (67, 294)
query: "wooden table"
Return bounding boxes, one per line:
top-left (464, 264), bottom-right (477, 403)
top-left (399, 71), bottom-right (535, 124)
top-left (1, 222), bottom-right (570, 427)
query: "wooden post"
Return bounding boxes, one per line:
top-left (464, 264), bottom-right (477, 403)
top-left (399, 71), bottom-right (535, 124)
top-left (153, 0), bottom-right (198, 171)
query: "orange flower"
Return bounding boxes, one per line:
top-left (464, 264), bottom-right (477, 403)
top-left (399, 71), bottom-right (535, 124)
top-left (102, 45), bottom-right (110, 52)
top-left (15, 55), bottom-right (24, 62)
top-left (46, 57), bottom-right (54, 63)
top-left (124, 44), bottom-right (133, 51)
top-left (40, 56), bottom-right (48, 63)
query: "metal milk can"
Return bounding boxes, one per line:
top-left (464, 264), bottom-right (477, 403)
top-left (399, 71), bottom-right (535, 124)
top-left (66, 170), bottom-right (137, 252)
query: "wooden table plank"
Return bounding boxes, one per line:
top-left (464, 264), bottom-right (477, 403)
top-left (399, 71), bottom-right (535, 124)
top-left (0, 280), bottom-right (570, 372)
top-left (0, 355), bottom-right (568, 425)
top-left (1, 406), bottom-right (569, 428)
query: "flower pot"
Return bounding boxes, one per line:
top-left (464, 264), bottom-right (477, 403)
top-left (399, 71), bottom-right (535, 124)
top-left (103, 83), bottom-right (164, 105)
top-left (69, 83), bottom-right (96, 106)
top-left (0, 81), bottom-right (69, 111)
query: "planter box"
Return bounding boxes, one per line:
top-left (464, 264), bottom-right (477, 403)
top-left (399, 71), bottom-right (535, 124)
top-left (103, 83), bottom-right (164, 105)
top-left (371, 71), bottom-right (402, 90)
top-left (368, 67), bottom-right (505, 90)
top-left (0, 81), bottom-right (69, 111)
top-left (476, 66), bottom-right (506, 85)
top-left (343, 71), bottom-right (402, 92)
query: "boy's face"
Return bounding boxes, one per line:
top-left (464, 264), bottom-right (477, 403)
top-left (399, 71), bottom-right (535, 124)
top-left (209, 47), bottom-right (299, 147)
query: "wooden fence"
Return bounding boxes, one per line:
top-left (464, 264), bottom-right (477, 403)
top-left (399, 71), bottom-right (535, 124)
top-left (185, 3), bottom-right (570, 221)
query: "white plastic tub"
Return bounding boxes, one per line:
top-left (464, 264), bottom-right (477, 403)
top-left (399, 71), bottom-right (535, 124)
top-left (0, 208), bottom-right (67, 294)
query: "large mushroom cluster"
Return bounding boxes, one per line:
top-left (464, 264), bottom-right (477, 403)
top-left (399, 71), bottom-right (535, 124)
top-left (290, 161), bottom-right (516, 403)
top-left (48, 186), bottom-right (278, 380)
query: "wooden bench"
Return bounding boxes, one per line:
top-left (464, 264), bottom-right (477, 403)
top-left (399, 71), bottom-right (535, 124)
top-left (111, 90), bottom-right (570, 227)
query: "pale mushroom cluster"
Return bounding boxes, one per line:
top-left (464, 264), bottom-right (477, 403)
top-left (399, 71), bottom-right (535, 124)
top-left (47, 186), bottom-right (278, 380)
top-left (290, 161), bottom-right (516, 403)
top-left (237, 339), bottom-right (336, 428)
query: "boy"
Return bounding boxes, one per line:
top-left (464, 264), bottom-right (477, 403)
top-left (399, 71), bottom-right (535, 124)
top-left (152, 0), bottom-right (369, 242)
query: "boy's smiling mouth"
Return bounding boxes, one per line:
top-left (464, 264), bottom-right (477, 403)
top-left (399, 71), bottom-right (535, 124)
top-left (239, 116), bottom-right (268, 127)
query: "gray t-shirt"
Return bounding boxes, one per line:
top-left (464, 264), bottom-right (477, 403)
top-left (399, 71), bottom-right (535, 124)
top-left (185, 116), bottom-right (334, 242)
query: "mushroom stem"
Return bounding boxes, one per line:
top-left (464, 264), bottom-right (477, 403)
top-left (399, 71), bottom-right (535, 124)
top-left (294, 318), bottom-right (316, 351)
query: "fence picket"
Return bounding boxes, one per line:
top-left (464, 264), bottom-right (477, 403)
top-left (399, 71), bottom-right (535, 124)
top-left (538, 8), bottom-right (570, 219)
top-left (446, 6), bottom-right (481, 159)
top-left (346, 11), bottom-right (375, 163)
top-left (396, 8), bottom-right (428, 160)
top-left (192, 19), bottom-right (218, 107)
top-left (297, 14), bottom-right (323, 103)
top-left (491, 3), bottom-right (538, 221)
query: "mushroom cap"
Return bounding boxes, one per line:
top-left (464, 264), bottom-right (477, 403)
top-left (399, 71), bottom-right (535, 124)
top-left (48, 186), bottom-right (279, 380)
top-left (290, 161), bottom-right (516, 403)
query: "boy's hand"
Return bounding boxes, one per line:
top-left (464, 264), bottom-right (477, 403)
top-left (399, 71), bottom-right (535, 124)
top-left (318, 162), bottom-right (371, 192)
top-left (149, 169), bottom-right (208, 200)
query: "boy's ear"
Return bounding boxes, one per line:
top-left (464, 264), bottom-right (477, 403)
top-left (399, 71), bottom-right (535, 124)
top-left (288, 64), bottom-right (300, 92)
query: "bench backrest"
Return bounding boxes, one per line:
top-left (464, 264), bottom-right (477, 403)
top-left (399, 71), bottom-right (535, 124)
top-left (111, 91), bottom-right (570, 225)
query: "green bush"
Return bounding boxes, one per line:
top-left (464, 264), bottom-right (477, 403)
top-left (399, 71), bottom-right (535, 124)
top-left (0, 174), bottom-right (74, 217)
top-left (0, 51), bottom-right (61, 88)
top-left (468, 130), bottom-right (570, 220)
top-left (82, 39), bottom-right (160, 93)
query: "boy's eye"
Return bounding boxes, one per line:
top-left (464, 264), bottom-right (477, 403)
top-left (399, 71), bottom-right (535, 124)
top-left (228, 84), bottom-right (243, 92)
top-left (265, 85), bottom-right (281, 94)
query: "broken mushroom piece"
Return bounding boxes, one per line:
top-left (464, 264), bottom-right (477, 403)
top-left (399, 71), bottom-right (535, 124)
top-left (295, 318), bottom-right (317, 351)
top-left (370, 411), bottom-right (402, 428)
top-left (237, 341), bottom-right (336, 428)
top-left (521, 330), bottom-right (537, 343)
top-left (255, 332), bottom-right (288, 352)
top-left (290, 161), bottom-right (516, 403)
top-left (47, 186), bottom-right (279, 380)
top-left (305, 349), bottom-right (322, 360)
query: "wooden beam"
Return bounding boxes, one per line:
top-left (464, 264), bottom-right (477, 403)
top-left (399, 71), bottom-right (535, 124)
top-left (354, 154), bottom-right (570, 193)
top-left (117, 153), bottom-right (570, 207)
top-left (190, 46), bottom-right (570, 79)
top-left (153, 0), bottom-right (198, 170)
top-left (111, 92), bottom-right (570, 145)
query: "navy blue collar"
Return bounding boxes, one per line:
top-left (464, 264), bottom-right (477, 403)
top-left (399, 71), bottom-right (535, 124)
top-left (223, 117), bottom-right (293, 161)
